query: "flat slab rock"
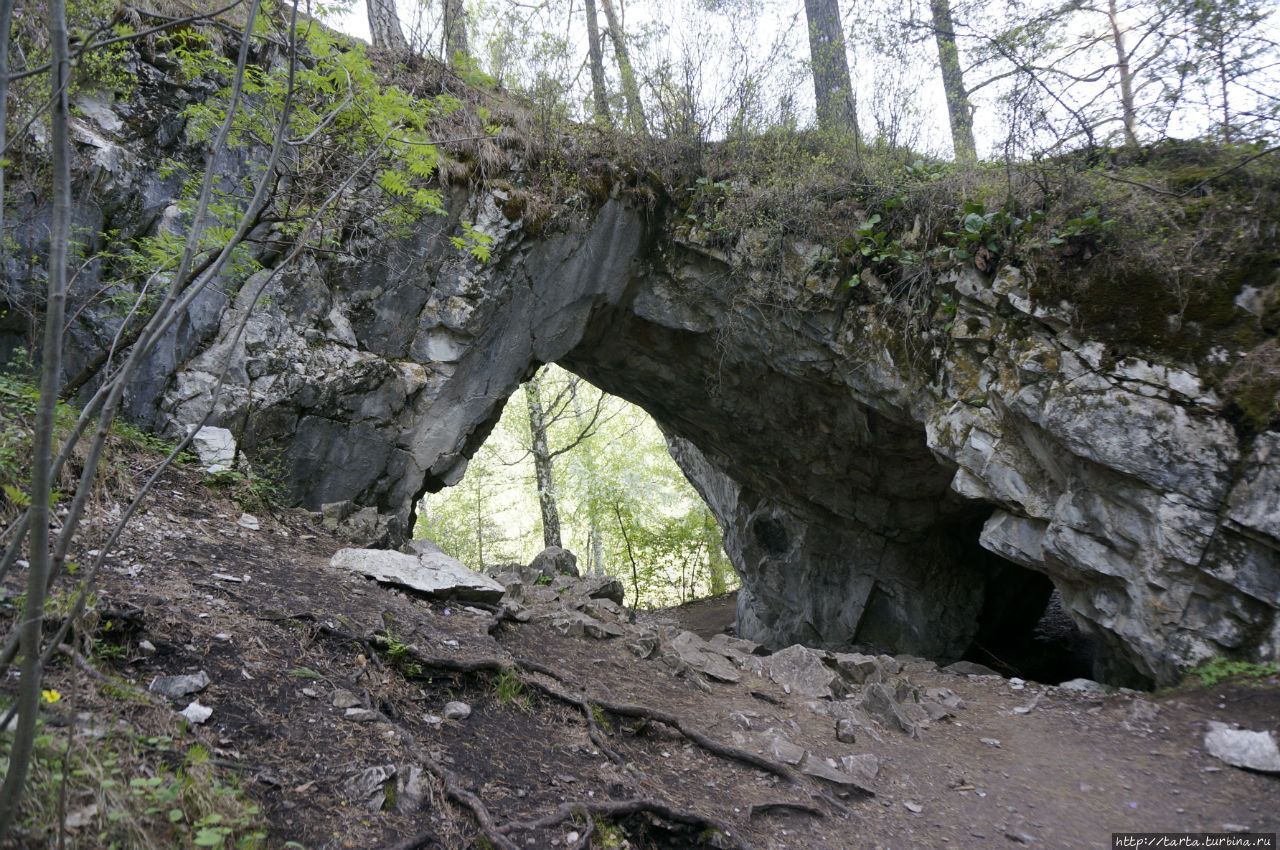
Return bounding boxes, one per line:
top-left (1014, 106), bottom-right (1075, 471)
top-left (670, 630), bottom-right (742, 683)
top-left (149, 671), bottom-right (210, 699)
top-left (768, 644), bottom-right (843, 699)
top-left (330, 548), bottom-right (505, 602)
top-left (1204, 722), bottom-right (1280, 773)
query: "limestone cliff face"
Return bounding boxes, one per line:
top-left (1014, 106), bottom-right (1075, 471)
top-left (7, 68), bottom-right (1277, 687)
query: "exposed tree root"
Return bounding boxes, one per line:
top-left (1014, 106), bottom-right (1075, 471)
top-left (568, 690), bottom-right (628, 766)
top-left (375, 831), bottom-right (435, 850)
top-left (395, 733), bottom-right (520, 850)
top-left (749, 801), bottom-right (825, 819)
top-left (513, 656), bottom-right (798, 783)
top-left (277, 610), bottom-right (867, 847)
top-left (498, 797), bottom-right (752, 850)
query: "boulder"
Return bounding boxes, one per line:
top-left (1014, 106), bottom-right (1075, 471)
top-left (768, 644), bottom-right (843, 699)
top-left (573, 574), bottom-right (626, 605)
top-left (1204, 722), bottom-right (1280, 773)
top-left (839, 753), bottom-right (880, 783)
top-left (530, 546), bottom-right (580, 579)
top-left (149, 671), bottom-right (210, 699)
top-left (330, 548), bottom-right (504, 602)
top-left (669, 631), bottom-right (741, 683)
top-left (402, 538), bottom-right (446, 557)
top-left (186, 425), bottom-right (236, 474)
top-left (323, 502), bottom-right (395, 548)
top-left (831, 652), bottom-right (885, 684)
top-left (798, 754), bottom-right (875, 794)
top-left (859, 682), bottom-right (918, 737)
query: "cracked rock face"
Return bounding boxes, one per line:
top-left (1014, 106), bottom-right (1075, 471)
top-left (15, 77), bottom-right (1278, 688)
top-left (158, 204), bottom-right (1278, 685)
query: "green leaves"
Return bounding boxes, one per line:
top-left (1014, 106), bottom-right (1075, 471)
top-left (847, 212), bottom-right (918, 272)
top-left (449, 221), bottom-right (495, 263)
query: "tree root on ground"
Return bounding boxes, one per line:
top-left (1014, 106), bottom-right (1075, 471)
top-left (748, 801), bottom-right (825, 819)
top-left (498, 797), bottom-right (752, 850)
top-left (278, 611), bottom-right (867, 847)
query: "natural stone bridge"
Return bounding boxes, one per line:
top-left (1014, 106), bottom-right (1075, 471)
top-left (110, 183), bottom-right (1273, 690)
top-left (17, 76), bottom-right (1276, 689)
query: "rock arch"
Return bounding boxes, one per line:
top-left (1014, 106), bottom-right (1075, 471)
top-left (143, 191), bottom-right (1280, 688)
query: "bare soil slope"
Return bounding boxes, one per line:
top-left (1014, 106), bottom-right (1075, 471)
top-left (3, 461), bottom-right (1277, 849)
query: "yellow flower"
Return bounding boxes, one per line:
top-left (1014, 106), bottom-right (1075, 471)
top-left (41, 689), bottom-right (62, 704)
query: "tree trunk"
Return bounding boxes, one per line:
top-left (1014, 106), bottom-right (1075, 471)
top-left (0, 0), bottom-right (13, 246)
top-left (803, 0), bottom-right (858, 137)
top-left (525, 373), bottom-right (562, 549)
top-left (599, 0), bottom-right (647, 133)
top-left (0, 0), bottom-right (69, 834)
top-left (366, 0), bottom-right (409, 55)
top-left (1107, 0), bottom-right (1140, 149)
top-left (584, 0), bottom-right (613, 123)
top-left (930, 0), bottom-right (977, 161)
top-left (590, 524), bottom-right (605, 575)
top-left (443, 0), bottom-right (469, 66)
top-left (703, 510), bottom-right (730, 596)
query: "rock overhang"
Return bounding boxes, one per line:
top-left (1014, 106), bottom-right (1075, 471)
top-left (12, 71), bottom-right (1276, 687)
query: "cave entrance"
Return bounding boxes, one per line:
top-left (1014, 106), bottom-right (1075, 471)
top-left (965, 563), bottom-right (1096, 684)
top-left (416, 364), bottom-right (738, 608)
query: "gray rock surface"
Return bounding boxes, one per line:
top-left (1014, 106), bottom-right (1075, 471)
top-left (831, 652), bottom-right (886, 684)
top-left (443, 701), bottom-right (472, 720)
top-left (530, 546), bottom-right (580, 579)
top-left (345, 765), bottom-right (396, 809)
top-left (1204, 722), bottom-right (1280, 773)
top-left (670, 631), bottom-right (742, 683)
top-left (149, 671), bottom-right (210, 699)
top-left (395, 765), bottom-right (430, 814)
top-left (768, 644), bottom-right (843, 699)
top-left (859, 683), bottom-right (918, 737)
top-left (330, 548), bottom-right (504, 602)
top-left (186, 425), bottom-right (237, 474)
top-left (765, 733), bottom-right (806, 765)
top-left (798, 754), bottom-right (873, 792)
top-left (839, 753), bottom-right (880, 783)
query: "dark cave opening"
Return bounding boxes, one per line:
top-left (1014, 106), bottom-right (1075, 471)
top-left (965, 565), bottom-right (1097, 684)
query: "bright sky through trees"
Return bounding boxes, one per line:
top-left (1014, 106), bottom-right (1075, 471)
top-left (417, 366), bottom-right (737, 607)
top-left (324, 0), bottom-right (1280, 158)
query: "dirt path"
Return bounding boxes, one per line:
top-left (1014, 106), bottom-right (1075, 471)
top-left (3, 461), bottom-right (1276, 849)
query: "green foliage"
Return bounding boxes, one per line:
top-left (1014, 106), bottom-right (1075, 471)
top-left (1043, 207), bottom-right (1115, 247)
top-left (0, 361), bottom-right (93, 518)
top-left (381, 627), bottom-right (424, 678)
top-left (494, 668), bottom-right (530, 708)
top-left (201, 455), bottom-right (289, 512)
top-left (1189, 657), bottom-right (1280, 687)
top-left (683, 176), bottom-right (736, 232)
top-left (109, 419), bottom-right (196, 465)
top-left (942, 201), bottom-right (1036, 262)
top-left (285, 666), bottom-right (325, 679)
top-left (845, 212), bottom-right (919, 272)
top-left (589, 703), bottom-right (609, 729)
top-left (450, 221), bottom-right (495, 262)
top-left (0, 705), bottom-right (265, 848)
top-left (593, 820), bottom-right (626, 848)
top-left (178, 18), bottom-right (450, 224)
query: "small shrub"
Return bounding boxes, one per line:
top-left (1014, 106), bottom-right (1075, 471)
top-left (1190, 657), bottom-right (1280, 687)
